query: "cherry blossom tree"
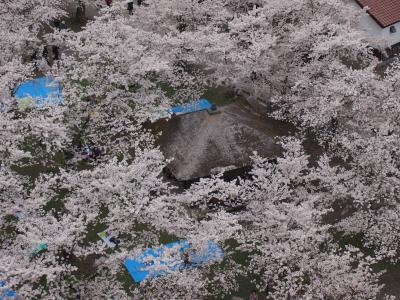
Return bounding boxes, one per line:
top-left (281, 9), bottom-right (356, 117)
top-left (1, 0), bottom-right (400, 299)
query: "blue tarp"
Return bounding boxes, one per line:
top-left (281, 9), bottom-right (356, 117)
top-left (0, 281), bottom-right (17, 299)
top-left (124, 240), bottom-right (224, 283)
top-left (169, 98), bottom-right (212, 115)
top-left (14, 76), bottom-right (63, 108)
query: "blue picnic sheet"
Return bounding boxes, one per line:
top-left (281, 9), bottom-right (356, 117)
top-left (124, 240), bottom-right (224, 283)
top-left (0, 281), bottom-right (17, 299)
top-left (169, 98), bottom-right (212, 114)
top-left (14, 76), bottom-right (63, 108)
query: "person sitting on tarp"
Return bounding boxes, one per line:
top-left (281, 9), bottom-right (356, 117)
top-left (81, 145), bottom-right (90, 156)
top-left (91, 146), bottom-right (101, 158)
top-left (81, 145), bottom-right (101, 159)
top-left (182, 248), bottom-right (191, 266)
top-left (109, 236), bottom-right (120, 246)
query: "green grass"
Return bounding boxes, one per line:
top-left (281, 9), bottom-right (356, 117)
top-left (202, 86), bottom-right (238, 106)
top-left (64, 16), bottom-right (85, 33)
top-left (158, 82), bottom-right (239, 106)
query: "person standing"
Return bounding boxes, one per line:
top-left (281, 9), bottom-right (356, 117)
top-left (76, 1), bottom-right (86, 23)
top-left (52, 46), bottom-right (60, 61)
top-left (127, 1), bottom-right (134, 15)
top-left (53, 19), bottom-right (61, 31)
top-left (42, 46), bottom-right (49, 64)
top-left (249, 290), bottom-right (258, 300)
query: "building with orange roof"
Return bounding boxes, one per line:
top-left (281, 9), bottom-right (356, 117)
top-left (355, 0), bottom-right (400, 47)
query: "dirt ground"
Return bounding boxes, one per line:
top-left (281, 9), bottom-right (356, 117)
top-left (158, 101), bottom-right (294, 181)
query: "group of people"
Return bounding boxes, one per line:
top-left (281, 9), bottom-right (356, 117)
top-left (126, 1), bottom-right (146, 15)
top-left (81, 145), bottom-right (101, 159)
top-left (28, 18), bottom-right (66, 67)
top-left (104, 0), bottom-right (145, 15)
top-left (28, 45), bottom-right (60, 68)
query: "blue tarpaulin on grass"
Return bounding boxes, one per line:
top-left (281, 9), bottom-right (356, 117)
top-left (0, 281), bottom-right (17, 299)
top-left (14, 76), bottom-right (63, 108)
top-left (169, 98), bottom-right (212, 115)
top-left (124, 240), bottom-right (224, 283)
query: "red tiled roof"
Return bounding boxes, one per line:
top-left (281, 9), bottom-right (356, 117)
top-left (356, 0), bottom-right (400, 28)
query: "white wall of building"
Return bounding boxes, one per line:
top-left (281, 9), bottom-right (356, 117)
top-left (352, 2), bottom-right (400, 48)
top-left (359, 16), bottom-right (400, 47)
